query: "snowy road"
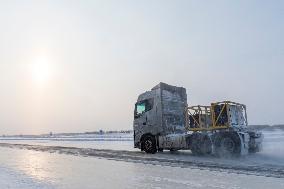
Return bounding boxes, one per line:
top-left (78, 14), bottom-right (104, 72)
top-left (0, 147), bottom-right (284, 189)
top-left (1, 142), bottom-right (284, 178)
top-left (0, 130), bottom-right (284, 188)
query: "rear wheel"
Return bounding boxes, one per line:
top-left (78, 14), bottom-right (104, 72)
top-left (190, 133), bottom-right (212, 156)
top-left (214, 132), bottom-right (241, 157)
top-left (158, 148), bottom-right (164, 152)
top-left (142, 135), bottom-right (157, 154)
top-left (249, 143), bottom-right (262, 153)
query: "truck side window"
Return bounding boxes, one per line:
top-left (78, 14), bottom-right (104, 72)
top-left (137, 102), bottom-right (146, 115)
top-left (135, 98), bottom-right (154, 118)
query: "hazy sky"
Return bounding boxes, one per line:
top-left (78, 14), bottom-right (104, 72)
top-left (0, 0), bottom-right (283, 134)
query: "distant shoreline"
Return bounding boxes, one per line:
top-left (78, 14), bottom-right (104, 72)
top-left (248, 124), bottom-right (284, 131)
top-left (1, 125), bottom-right (284, 137)
top-left (1, 130), bottom-right (133, 138)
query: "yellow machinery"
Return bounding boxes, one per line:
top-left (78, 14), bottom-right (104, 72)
top-left (185, 105), bottom-right (212, 131)
top-left (184, 101), bottom-right (262, 156)
top-left (186, 101), bottom-right (248, 131)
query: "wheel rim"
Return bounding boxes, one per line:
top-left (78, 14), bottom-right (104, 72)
top-left (221, 138), bottom-right (235, 153)
top-left (145, 139), bottom-right (152, 151)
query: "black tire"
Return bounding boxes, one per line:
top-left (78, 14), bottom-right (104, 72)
top-left (190, 133), bottom-right (200, 155)
top-left (249, 146), bottom-right (258, 153)
top-left (170, 149), bottom-right (178, 152)
top-left (142, 135), bottom-right (157, 154)
top-left (190, 133), bottom-right (212, 156)
top-left (201, 135), bottom-right (213, 155)
top-left (249, 143), bottom-right (262, 153)
top-left (158, 148), bottom-right (164, 152)
top-left (214, 132), bottom-right (241, 157)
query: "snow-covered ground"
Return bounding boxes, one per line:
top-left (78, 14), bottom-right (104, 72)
top-left (0, 130), bottom-right (284, 188)
top-left (0, 133), bottom-right (134, 151)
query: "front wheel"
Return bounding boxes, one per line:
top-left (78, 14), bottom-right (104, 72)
top-left (142, 135), bottom-right (157, 154)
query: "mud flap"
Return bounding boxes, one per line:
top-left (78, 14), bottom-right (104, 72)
top-left (237, 132), bottom-right (250, 156)
top-left (248, 132), bottom-right (263, 153)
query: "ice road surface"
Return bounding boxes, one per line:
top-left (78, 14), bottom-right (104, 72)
top-left (0, 130), bottom-right (283, 188)
top-left (1, 147), bottom-right (284, 189)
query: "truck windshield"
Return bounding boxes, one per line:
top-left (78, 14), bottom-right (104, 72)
top-left (135, 98), bottom-right (154, 118)
top-left (136, 102), bottom-right (146, 115)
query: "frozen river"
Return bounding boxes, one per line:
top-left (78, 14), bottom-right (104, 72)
top-left (0, 130), bottom-right (284, 188)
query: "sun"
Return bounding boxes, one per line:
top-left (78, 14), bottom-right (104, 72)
top-left (30, 56), bottom-right (53, 86)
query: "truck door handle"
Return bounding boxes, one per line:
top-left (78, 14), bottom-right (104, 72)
top-left (143, 116), bottom-right (147, 125)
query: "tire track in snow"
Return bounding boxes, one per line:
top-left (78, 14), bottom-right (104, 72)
top-left (0, 143), bottom-right (283, 178)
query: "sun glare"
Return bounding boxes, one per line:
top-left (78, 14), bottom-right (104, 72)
top-left (31, 56), bottom-right (52, 86)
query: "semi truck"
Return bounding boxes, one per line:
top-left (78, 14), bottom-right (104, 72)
top-left (133, 82), bottom-right (263, 157)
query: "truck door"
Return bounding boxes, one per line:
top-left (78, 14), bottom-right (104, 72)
top-left (134, 98), bottom-right (158, 148)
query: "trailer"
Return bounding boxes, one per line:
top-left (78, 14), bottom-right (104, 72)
top-left (133, 82), bottom-right (263, 157)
